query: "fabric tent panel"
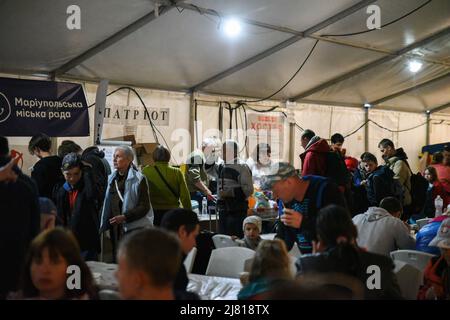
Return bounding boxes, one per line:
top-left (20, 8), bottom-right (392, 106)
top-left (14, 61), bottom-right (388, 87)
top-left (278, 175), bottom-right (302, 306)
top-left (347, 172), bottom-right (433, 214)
top-left (195, 94), bottom-right (289, 163)
top-left (203, 39), bottom-right (385, 101)
top-left (190, 0), bottom-right (361, 32)
top-left (412, 33), bottom-right (450, 63)
top-left (430, 114), bottom-right (450, 145)
top-left (293, 104), bottom-right (366, 169)
top-left (308, 56), bottom-right (449, 109)
top-left (83, 83), bottom-right (191, 165)
top-left (396, 112), bottom-right (427, 172)
top-left (0, 0), bottom-right (155, 72)
top-left (67, 9), bottom-right (291, 90)
top-left (316, 0), bottom-right (450, 52)
top-left (377, 75), bottom-right (450, 112)
top-left (367, 109), bottom-right (398, 165)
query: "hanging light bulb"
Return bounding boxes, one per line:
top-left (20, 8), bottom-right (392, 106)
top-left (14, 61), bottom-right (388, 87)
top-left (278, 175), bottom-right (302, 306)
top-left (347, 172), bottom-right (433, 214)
top-left (223, 18), bottom-right (242, 38)
top-left (408, 60), bottom-right (423, 73)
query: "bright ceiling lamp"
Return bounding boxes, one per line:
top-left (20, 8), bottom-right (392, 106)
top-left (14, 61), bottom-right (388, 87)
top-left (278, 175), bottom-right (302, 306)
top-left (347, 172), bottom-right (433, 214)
top-left (223, 18), bottom-right (242, 37)
top-left (408, 60), bottom-right (423, 73)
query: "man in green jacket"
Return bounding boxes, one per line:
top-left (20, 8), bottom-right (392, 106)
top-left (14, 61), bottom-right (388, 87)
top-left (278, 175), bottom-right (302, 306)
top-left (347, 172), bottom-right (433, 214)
top-left (378, 139), bottom-right (412, 214)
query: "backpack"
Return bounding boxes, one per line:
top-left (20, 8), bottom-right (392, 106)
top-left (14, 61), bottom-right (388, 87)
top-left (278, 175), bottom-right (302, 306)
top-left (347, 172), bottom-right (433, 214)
top-left (392, 159), bottom-right (429, 214)
top-left (324, 151), bottom-right (350, 187)
top-left (409, 172), bottom-right (429, 214)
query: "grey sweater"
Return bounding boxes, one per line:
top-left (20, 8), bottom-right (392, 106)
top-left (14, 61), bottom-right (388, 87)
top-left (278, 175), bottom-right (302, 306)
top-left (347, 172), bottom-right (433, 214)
top-left (353, 207), bottom-right (415, 256)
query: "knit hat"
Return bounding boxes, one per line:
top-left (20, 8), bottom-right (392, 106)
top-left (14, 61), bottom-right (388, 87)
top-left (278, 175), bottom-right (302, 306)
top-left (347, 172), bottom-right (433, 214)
top-left (243, 215), bottom-right (262, 233)
top-left (429, 217), bottom-right (450, 249)
top-left (260, 162), bottom-right (299, 190)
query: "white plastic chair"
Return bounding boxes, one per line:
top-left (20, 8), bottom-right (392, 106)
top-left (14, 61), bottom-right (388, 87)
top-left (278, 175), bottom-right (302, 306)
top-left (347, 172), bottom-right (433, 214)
top-left (390, 250), bottom-right (435, 272)
top-left (212, 234), bottom-right (239, 249)
top-left (184, 247), bottom-right (197, 273)
top-left (288, 243), bottom-right (302, 258)
top-left (416, 218), bottom-right (430, 230)
top-left (206, 247), bottom-right (255, 278)
top-left (260, 233), bottom-right (276, 240)
top-left (393, 261), bottom-right (422, 300)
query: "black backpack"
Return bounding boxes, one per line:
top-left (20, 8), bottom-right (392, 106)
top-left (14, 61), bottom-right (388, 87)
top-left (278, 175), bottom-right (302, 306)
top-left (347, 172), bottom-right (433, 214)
top-left (392, 159), bottom-right (429, 215)
top-left (324, 151), bottom-right (350, 187)
top-left (409, 172), bottom-right (429, 215)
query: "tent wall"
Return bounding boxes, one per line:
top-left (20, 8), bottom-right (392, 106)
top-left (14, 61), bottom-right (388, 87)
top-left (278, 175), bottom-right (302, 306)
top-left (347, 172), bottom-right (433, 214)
top-left (4, 76), bottom-right (450, 176)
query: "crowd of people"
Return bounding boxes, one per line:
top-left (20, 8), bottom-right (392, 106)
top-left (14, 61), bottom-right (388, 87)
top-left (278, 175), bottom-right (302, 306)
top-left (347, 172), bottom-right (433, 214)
top-left (0, 130), bottom-right (449, 300)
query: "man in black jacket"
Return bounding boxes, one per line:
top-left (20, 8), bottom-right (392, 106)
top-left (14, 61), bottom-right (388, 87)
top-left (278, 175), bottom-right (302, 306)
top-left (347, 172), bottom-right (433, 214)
top-left (0, 137), bottom-right (40, 298)
top-left (161, 208), bottom-right (200, 299)
top-left (57, 152), bottom-right (100, 260)
top-left (28, 133), bottom-right (64, 202)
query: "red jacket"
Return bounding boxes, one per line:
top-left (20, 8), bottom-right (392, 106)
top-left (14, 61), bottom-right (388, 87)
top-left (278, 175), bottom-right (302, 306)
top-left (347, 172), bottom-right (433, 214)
top-left (300, 138), bottom-right (330, 176)
top-left (431, 181), bottom-right (449, 210)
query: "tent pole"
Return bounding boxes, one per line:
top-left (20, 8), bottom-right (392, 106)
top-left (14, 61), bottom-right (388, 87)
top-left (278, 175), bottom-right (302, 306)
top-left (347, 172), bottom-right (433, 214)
top-left (289, 122), bottom-right (295, 164)
top-left (364, 107), bottom-right (369, 152)
top-left (426, 112), bottom-right (430, 146)
top-left (189, 92), bottom-right (196, 152)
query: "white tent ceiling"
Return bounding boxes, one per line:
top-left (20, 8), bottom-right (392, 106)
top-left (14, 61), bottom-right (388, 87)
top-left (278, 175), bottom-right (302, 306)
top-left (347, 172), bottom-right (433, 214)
top-left (1, 0), bottom-right (449, 114)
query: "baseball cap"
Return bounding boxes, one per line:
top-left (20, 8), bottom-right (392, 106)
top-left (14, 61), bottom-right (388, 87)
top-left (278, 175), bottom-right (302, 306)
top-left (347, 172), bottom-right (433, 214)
top-left (429, 217), bottom-right (450, 249)
top-left (260, 162), bottom-right (299, 190)
top-left (61, 152), bottom-right (82, 171)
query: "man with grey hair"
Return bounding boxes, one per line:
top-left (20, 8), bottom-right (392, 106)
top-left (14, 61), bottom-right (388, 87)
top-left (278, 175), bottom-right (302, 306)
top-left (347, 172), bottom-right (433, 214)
top-left (185, 137), bottom-right (223, 213)
top-left (217, 140), bottom-right (254, 237)
top-left (100, 146), bottom-right (153, 261)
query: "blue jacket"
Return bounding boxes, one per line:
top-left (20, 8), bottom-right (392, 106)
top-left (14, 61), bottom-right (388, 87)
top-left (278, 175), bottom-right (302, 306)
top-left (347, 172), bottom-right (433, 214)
top-left (415, 216), bottom-right (447, 256)
top-left (100, 168), bottom-right (153, 233)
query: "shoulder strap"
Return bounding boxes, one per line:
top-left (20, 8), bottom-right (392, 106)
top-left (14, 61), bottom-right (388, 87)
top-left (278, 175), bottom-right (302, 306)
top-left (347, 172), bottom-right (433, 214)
top-left (154, 166), bottom-right (179, 199)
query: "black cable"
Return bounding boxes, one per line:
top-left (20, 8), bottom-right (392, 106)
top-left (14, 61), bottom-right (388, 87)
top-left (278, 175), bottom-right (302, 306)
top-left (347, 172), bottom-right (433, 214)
top-left (238, 39), bottom-right (319, 104)
top-left (281, 111), bottom-right (304, 131)
top-left (321, 0), bottom-right (432, 37)
top-left (343, 120), bottom-right (369, 138)
top-left (241, 103), bottom-right (280, 113)
top-left (368, 119), bottom-right (429, 133)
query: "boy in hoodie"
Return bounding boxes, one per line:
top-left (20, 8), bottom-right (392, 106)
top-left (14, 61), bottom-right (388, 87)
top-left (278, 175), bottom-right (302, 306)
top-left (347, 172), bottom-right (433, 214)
top-left (353, 197), bottom-right (415, 256)
top-left (360, 152), bottom-right (398, 207)
top-left (299, 129), bottom-right (330, 177)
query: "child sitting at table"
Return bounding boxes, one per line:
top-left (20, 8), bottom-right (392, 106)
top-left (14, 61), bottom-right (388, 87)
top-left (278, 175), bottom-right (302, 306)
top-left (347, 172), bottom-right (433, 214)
top-left (11, 228), bottom-right (98, 300)
top-left (234, 215), bottom-right (263, 250)
top-left (418, 217), bottom-right (450, 300)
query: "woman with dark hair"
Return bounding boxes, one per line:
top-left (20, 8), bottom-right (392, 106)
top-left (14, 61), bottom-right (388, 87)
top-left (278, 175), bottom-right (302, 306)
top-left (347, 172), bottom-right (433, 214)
top-left (13, 228), bottom-right (98, 300)
top-left (142, 145), bottom-right (191, 226)
top-left (296, 205), bottom-right (402, 299)
top-left (421, 166), bottom-right (449, 218)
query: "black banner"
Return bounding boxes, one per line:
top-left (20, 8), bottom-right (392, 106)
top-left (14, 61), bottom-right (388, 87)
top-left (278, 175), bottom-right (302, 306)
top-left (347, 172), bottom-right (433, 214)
top-left (0, 77), bottom-right (89, 136)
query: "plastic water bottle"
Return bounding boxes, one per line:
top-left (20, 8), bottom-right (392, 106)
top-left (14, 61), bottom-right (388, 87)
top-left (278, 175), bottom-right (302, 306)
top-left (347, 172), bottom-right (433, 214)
top-left (435, 195), bottom-right (443, 217)
top-left (202, 197), bottom-right (208, 216)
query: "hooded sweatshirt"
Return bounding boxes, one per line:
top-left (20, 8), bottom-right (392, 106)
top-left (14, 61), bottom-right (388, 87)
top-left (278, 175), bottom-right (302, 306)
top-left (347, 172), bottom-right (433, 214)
top-left (385, 148), bottom-right (412, 206)
top-left (300, 136), bottom-right (330, 176)
top-left (352, 207), bottom-right (415, 256)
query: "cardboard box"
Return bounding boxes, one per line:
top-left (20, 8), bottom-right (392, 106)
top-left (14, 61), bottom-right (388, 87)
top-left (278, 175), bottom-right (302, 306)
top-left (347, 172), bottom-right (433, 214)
top-left (104, 135), bottom-right (159, 167)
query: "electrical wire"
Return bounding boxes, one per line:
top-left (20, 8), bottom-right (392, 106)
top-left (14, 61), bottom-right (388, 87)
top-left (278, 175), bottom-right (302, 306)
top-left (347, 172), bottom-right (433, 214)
top-left (237, 39), bottom-right (319, 103)
top-left (321, 0), bottom-right (433, 37)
